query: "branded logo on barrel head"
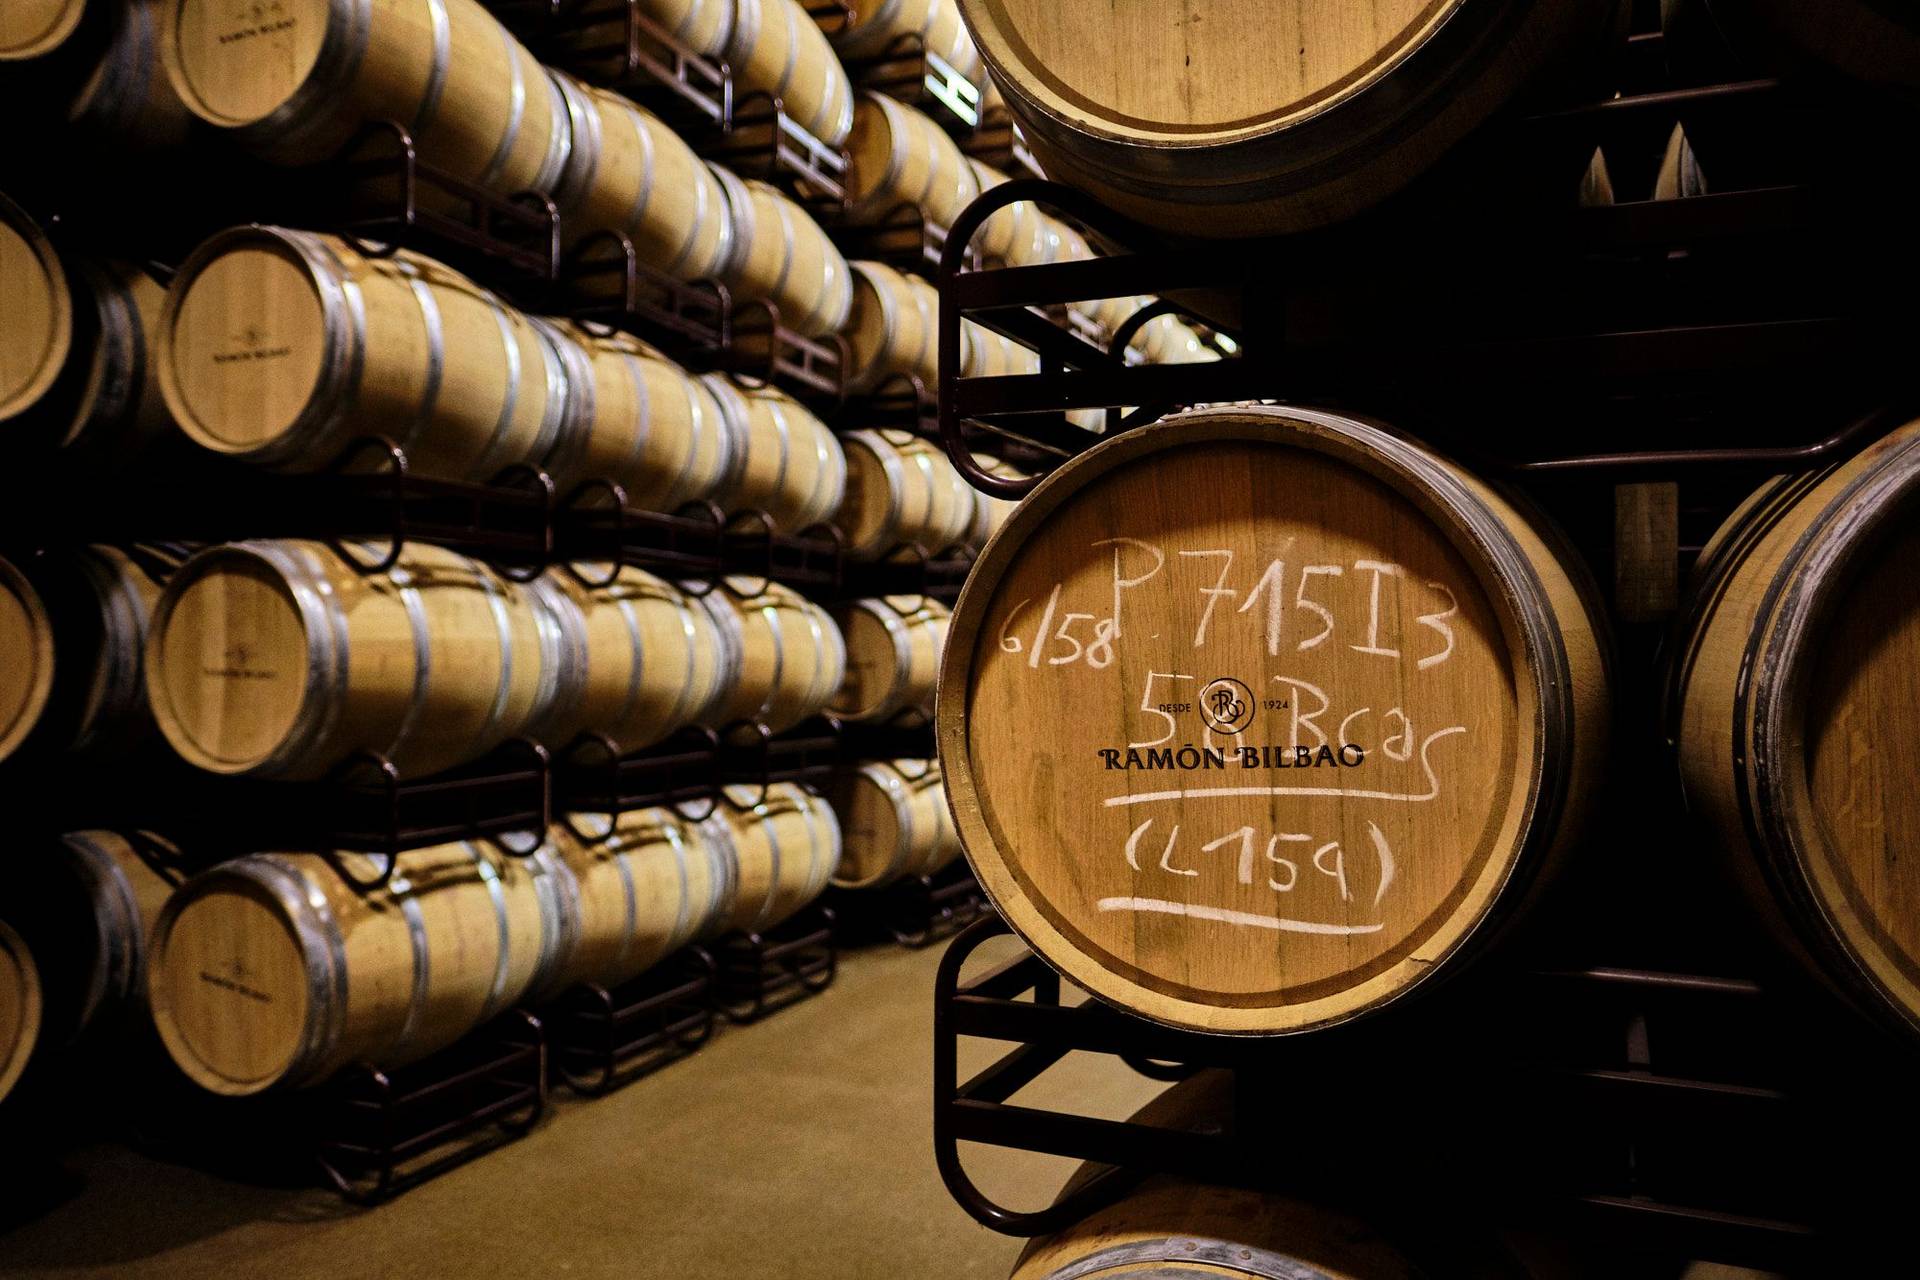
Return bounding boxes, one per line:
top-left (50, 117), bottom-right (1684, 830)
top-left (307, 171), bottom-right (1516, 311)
top-left (1197, 677), bottom-right (1254, 734)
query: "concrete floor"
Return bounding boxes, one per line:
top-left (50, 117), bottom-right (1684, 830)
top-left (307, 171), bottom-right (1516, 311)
top-left (0, 935), bottom-right (1161, 1280)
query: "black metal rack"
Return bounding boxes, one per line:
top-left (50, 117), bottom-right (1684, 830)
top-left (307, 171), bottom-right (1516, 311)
top-left (547, 949), bottom-right (719, 1095)
top-left (714, 904), bottom-right (839, 1024)
top-left (829, 861), bottom-right (990, 950)
top-left (924, 21), bottom-right (1920, 1275)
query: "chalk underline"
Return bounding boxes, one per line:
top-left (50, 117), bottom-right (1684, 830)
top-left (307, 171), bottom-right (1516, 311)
top-left (1101, 725), bottom-right (1467, 809)
top-left (1097, 897), bottom-right (1386, 936)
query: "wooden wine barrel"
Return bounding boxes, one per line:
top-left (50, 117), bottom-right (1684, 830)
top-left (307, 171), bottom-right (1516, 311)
top-left (963, 452), bottom-right (1026, 549)
top-left (695, 577), bottom-right (847, 732)
top-left (0, 556), bottom-right (55, 767)
top-left (833, 0), bottom-right (983, 86)
top-left (702, 375), bottom-right (848, 532)
top-left (844, 90), bottom-right (979, 228)
top-left (842, 261), bottom-right (940, 394)
top-left (710, 164), bottom-right (855, 338)
top-left (5, 545), bottom-right (168, 763)
top-left (526, 566), bottom-right (731, 754)
top-left (540, 322), bottom-right (737, 513)
top-left (967, 159), bottom-right (1048, 266)
top-left (49, 258), bottom-right (176, 456)
top-left (536, 811), bottom-right (734, 997)
top-left (148, 839), bottom-right (571, 1094)
top-left (956, 0), bottom-right (1620, 236)
top-left (146, 539), bottom-right (556, 779)
top-left (161, 0), bottom-right (571, 194)
top-left (940, 407), bottom-right (1609, 1035)
top-left (634, 0), bottom-right (733, 58)
top-left (69, 0), bottom-right (192, 149)
top-left (10, 831), bottom-right (176, 1053)
top-left (962, 322), bottom-right (1038, 379)
top-left (828, 758), bottom-right (958, 889)
top-left (0, 918), bottom-right (41, 1106)
top-left (837, 426), bottom-right (977, 558)
top-left (830, 595), bottom-right (949, 722)
top-left (1674, 416), bottom-right (1920, 1039)
top-left (550, 76), bottom-right (735, 280)
top-left (725, 0), bottom-right (856, 145)
top-left (0, 193), bottom-right (71, 427)
top-left (1730, 0), bottom-right (1920, 91)
top-left (699, 782), bottom-right (841, 934)
top-left (158, 227), bottom-right (571, 479)
top-left (0, 0), bottom-right (87, 60)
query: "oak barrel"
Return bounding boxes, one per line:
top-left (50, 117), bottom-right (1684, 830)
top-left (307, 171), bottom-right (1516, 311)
top-left (70, 0), bottom-right (192, 149)
top-left (52, 258), bottom-right (176, 456)
top-left (158, 227), bottom-right (571, 478)
top-left (526, 565), bottom-right (730, 754)
top-left (837, 427), bottom-right (977, 559)
top-left (966, 159), bottom-right (1048, 266)
top-left (699, 783), bottom-right (841, 934)
top-left (695, 578), bottom-right (846, 732)
top-left (833, 0), bottom-right (983, 87)
top-left (964, 453), bottom-right (1027, 550)
top-left (0, 919), bottom-right (41, 1106)
top-left (939, 407), bottom-right (1608, 1035)
top-left (0, 555), bottom-right (55, 766)
top-left (551, 75), bottom-right (735, 280)
top-left (843, 89), bottom-right (979, 228)
top-left (710, 164), bottom-right (855, 338)
top-left (536, 812), bottom-right (733, 997)
top-left (703, 375), bottom-right (848, 532)
top-left (146, 539), bottom-right (557, 779)
top-left (956, 0), bottom-right (1620, 236)
top-left (540, 322), bottom-right (737, 513)
top-left (842, 260), bottom-right (940, 394)
top-left (725, 0), bottom-right (856, 145)
top-left (11, 831), bottom-right (176, 1051)
top-left (1675, 416), bottom-right (1920, 1039)
top-left (161, 0), bottom-right (571, 194)
top-left (148, 839), bottom-right (571, 1094)
top-left (829, 594), bottom-right (949, 722)
top-left (0, 193), bottom-right (72, 427)
top-left (1, 0), bottom-right (88, 60)
top-left (828, 758), bottom-right (958, 889)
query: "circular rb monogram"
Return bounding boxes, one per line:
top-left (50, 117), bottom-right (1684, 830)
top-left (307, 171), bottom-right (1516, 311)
top-left (1198, 677), bottom-right (1255, 735)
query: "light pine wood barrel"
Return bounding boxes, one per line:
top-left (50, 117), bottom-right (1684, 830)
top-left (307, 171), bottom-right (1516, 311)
top-left (536, 812), bottom-right (733, 997)
top-left (829, 595), bottom-right (948, 722)
top-left (161, 0), bottom-right (571, 194)
top-left (725, 0), bottom-right (856, 145)
top-left (0, 193), bottom-right (72, 427)
top-left (957, 0), bottom-right (1618, 236)
top-left (12, 831), bottom-right (176, 1051)
top-left (146, 539), bottom-right (557, 779)
top-left (157, 227), bottom-right (570, 478)
top-left (702, 375), bottom-right (848, 532)
top-left (699, 783), bottom-right (841, 934)
top-left (828, 758), bottom-right (958, 889)
top-left (834, 0), bottom-right (983, 86)
top-left (0, 556), bottom-right (55, 767)
top-left (148, 840), bottom-right (571, 1094)
top-left (939, 407), bottom-right (1609, 1035)
top-left (550, 75), bottom-right (734, 280)
top-left (837, 427), bottom-right (977, 559)
top-left (843, 89), bottom-right (979, 228)
top-left (1675, 417), bottom-right (1920, 1040)
top-left (695, 578), bottom-right (846, 732)
top-left (539, 322), bottom-right (737, 513)
top-left (710, 164), bottom-right (854, 338)
top-left (842, 260), bottom-right (939, 394)
top-left (526, 566), bottom-right (730, 754)
top-left (0, 919), bottom-right (42, 1106)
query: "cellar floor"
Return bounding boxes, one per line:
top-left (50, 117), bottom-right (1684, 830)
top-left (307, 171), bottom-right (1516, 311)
top-left (0, 933), bottom-right (1160, 1280)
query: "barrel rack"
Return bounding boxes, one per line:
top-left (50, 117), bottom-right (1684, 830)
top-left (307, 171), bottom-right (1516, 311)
top-left (925, 13), bottom-right (1920, 1275)
top-left (0, 78), bottom-right (972, 1200)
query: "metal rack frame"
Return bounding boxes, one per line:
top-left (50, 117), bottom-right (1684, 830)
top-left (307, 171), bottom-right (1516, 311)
top-left (548, 949), bottom-right (719, 1095)
top-left (714, 905), bottom-right (839, 1023)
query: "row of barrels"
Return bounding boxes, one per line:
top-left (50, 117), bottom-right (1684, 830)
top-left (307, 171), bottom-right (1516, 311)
top-left (952, 0), bottom-right (1918, 238)
top-left (0, 538), bottom-right (962, 778)
top-left (0, 764), bottom-right (959, 1105)
top-left (938, 405), bottom-right (1920, 1049)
